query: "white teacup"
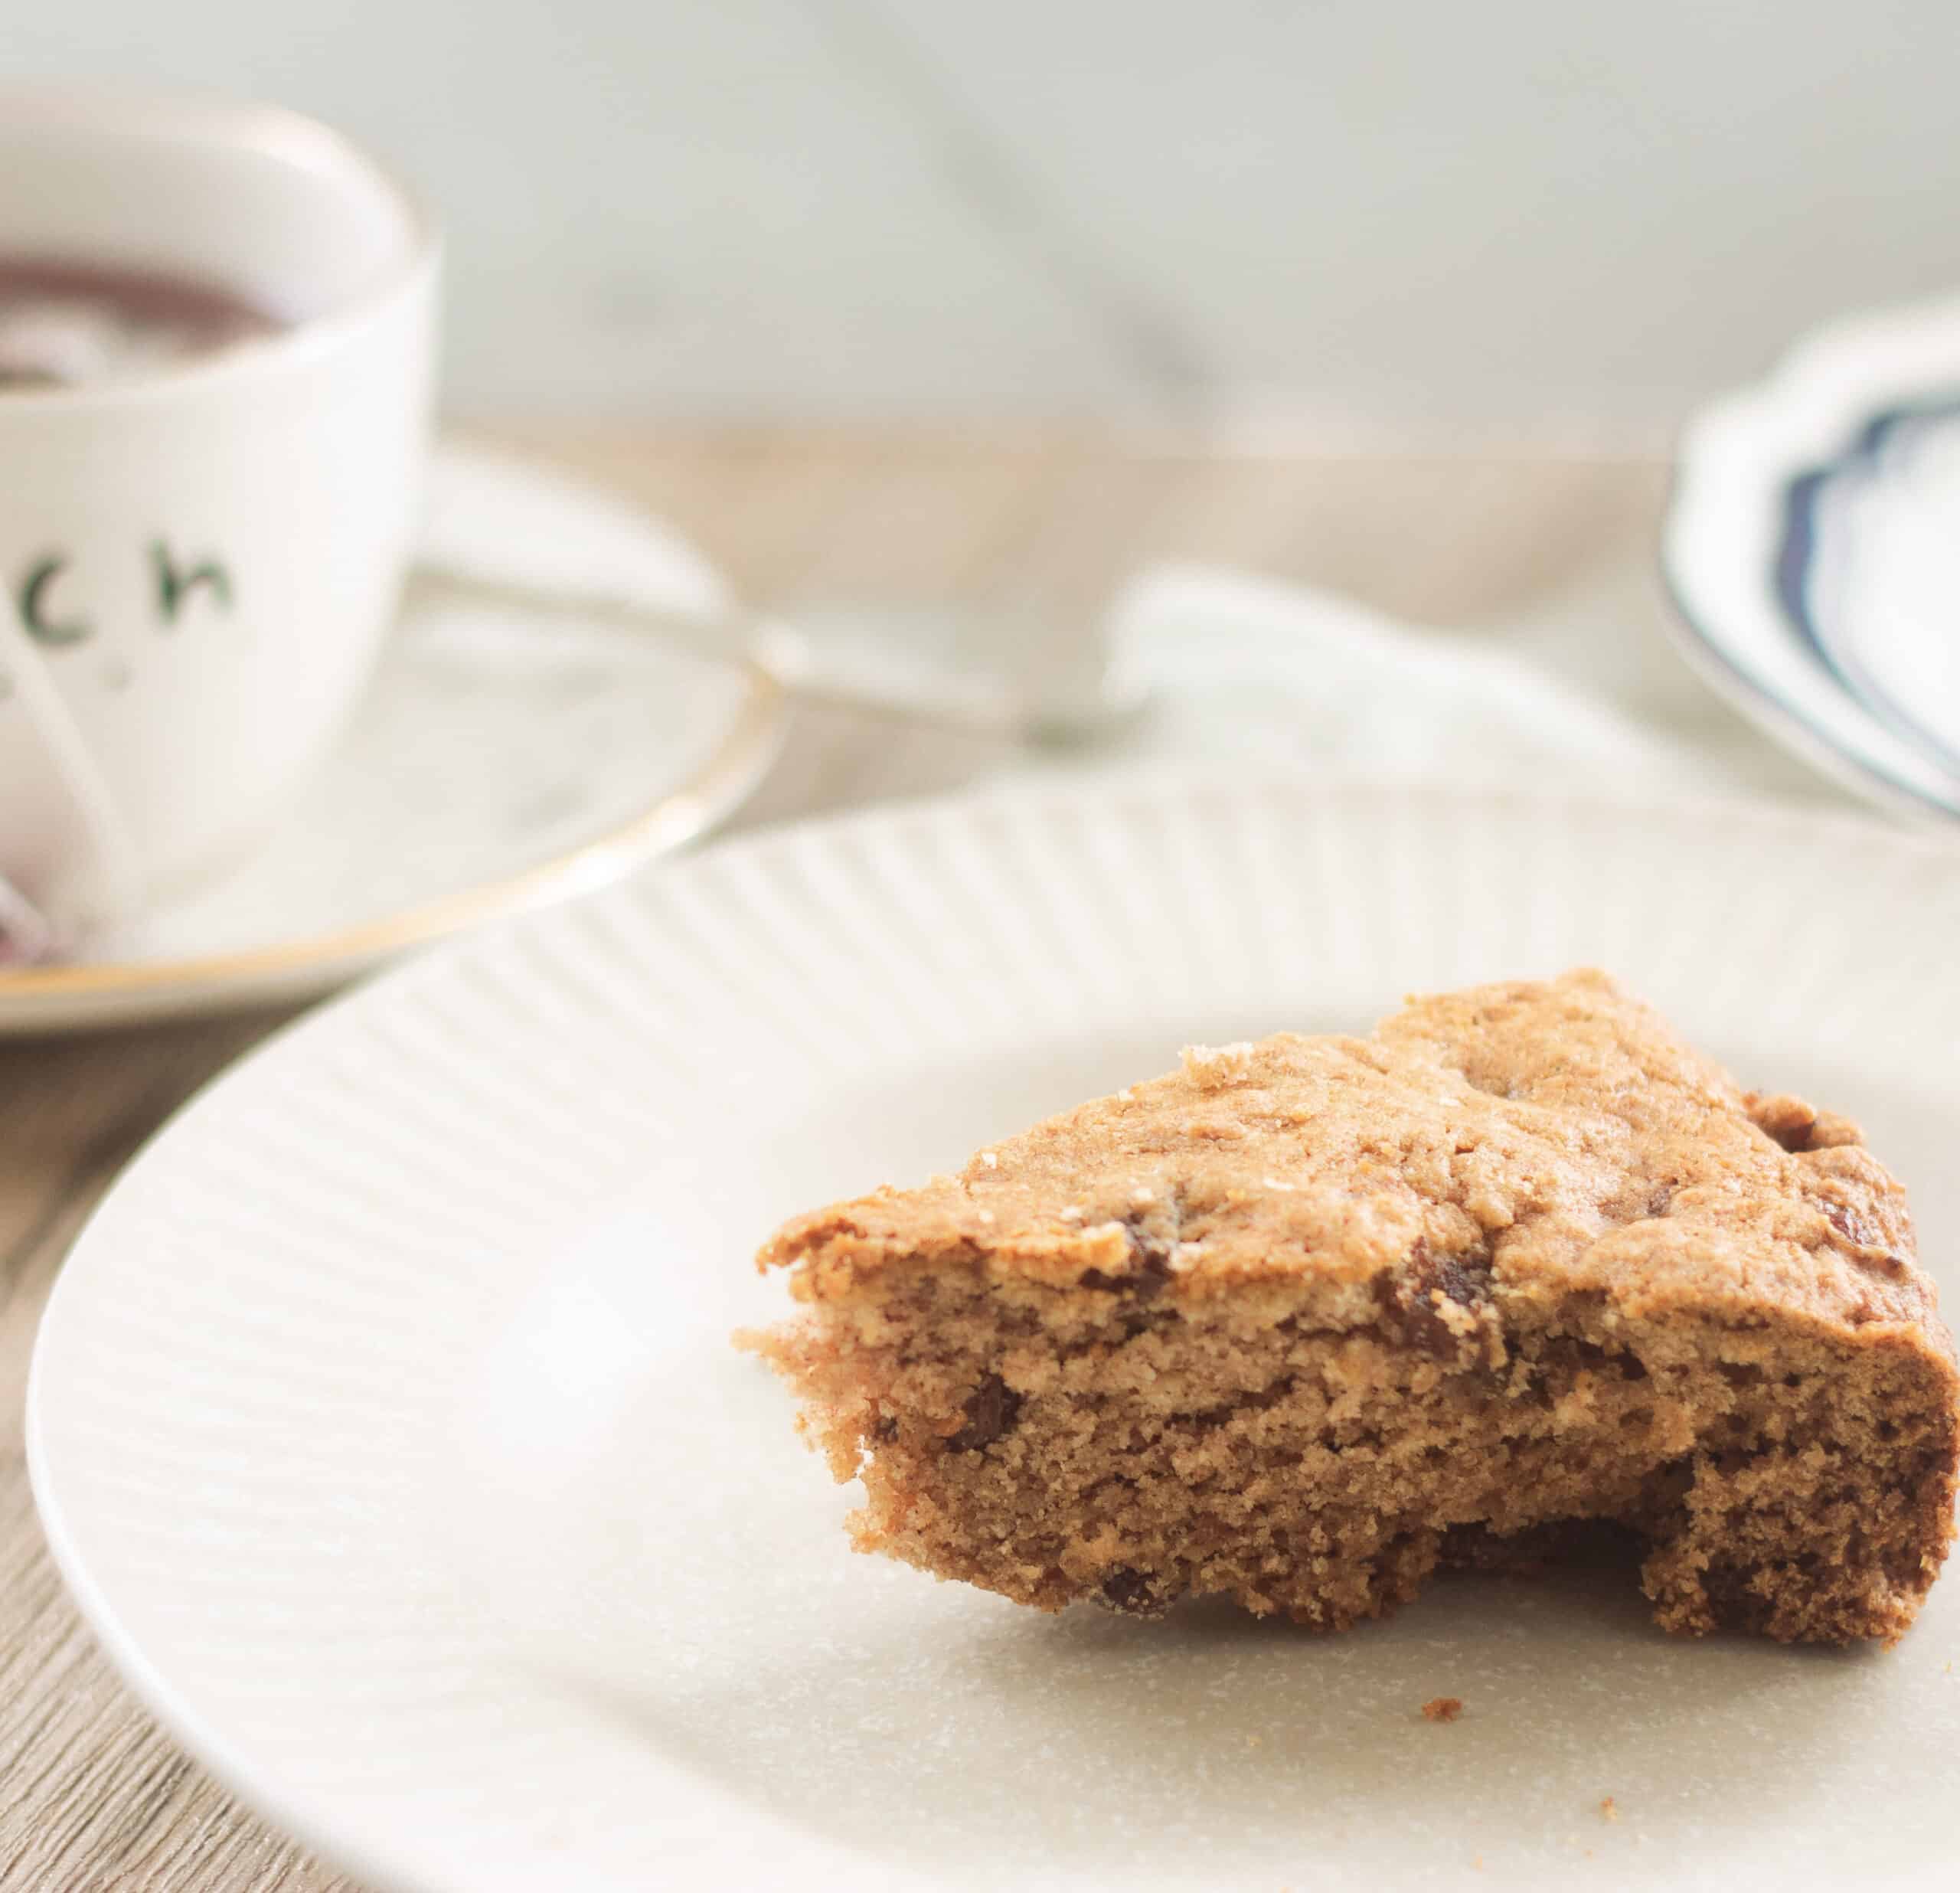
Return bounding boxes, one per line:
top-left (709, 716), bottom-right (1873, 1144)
top-left (0, 87), bottom-right (438, 932)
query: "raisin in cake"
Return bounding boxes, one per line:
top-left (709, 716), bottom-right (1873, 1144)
top-left (747, 970), bottom-right (1960, 1644)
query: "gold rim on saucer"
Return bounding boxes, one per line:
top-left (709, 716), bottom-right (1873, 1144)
top-left (0, 659), bottom-right (786, 1012)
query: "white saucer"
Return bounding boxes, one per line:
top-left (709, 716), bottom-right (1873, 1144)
top-left (0, 441), bottom-right (786, 1034)
top-left (28, 775), bottom-right (1960, 1893)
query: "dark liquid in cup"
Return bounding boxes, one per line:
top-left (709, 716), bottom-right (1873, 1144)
top-left (0, 256), bottom-right (285, 391)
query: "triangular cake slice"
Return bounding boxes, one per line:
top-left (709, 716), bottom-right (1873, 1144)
top-left (750, 969), bottom-right (1959, 1643)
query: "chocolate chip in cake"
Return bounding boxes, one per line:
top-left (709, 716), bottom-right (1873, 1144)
top-left (1377, 1237), bottom-right (1492, 1357)
top-left (1080, 1222), bottom-right (1176, 1298)
top-left (946, 1373), bottom-right (1021, 1452)
top-left (1097, 1565), bottom-right (1171, 1616)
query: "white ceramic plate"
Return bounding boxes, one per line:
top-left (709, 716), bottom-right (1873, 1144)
top-left (0, 442), bottom-right (785, 1033)
top-left (1665, 293), bottom-right (1960, 820)
top-left (28, 776), bottom-right (1960, 1893)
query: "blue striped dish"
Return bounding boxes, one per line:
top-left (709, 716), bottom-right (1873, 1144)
top-left (1664, 294), bottom-right (1960, 820)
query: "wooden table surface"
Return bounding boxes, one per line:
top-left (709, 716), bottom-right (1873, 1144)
top-left (0, 427), bottom-right (1702, 1891)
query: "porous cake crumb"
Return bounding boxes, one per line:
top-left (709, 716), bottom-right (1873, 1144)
top-left (749, 971), bottom-right (1960, 1644)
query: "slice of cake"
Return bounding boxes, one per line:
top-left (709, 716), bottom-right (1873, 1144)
top-left (747, 970), bottom-right (1959, 1644)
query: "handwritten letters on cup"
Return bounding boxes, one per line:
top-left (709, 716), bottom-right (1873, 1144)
top-left (14, 543), bottom-right (232, 648)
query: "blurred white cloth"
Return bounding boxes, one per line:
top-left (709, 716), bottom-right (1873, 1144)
top-left (768, 547), bottom-right (1851, 827)
top-left (1085, 564), bottom-right (1750, 793)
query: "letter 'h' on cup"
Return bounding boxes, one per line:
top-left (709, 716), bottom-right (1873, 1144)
top-left (0, 87), bottom-right (438, 935)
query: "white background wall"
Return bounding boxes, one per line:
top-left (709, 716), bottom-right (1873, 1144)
top-left (9, 1), bottom-right (1960, 430)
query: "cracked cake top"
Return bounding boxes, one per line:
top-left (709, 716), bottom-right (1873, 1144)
top-left (760, 969), bottom-right (1942, 1344)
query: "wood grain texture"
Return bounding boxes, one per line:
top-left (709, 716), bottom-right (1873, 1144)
top-left (0, 427), bottom-right (1669, 1891)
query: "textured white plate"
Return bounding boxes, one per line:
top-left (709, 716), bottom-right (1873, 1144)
top-left (28, 776), bottom-right (1960, 1893)
top-left (1665, 293), bottom-right (1960, 820)
top-left (0, 442), bottom-right (784, 1033)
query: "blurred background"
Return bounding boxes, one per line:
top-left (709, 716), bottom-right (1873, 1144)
top-left (12, 0), bottom-right (1960, 433)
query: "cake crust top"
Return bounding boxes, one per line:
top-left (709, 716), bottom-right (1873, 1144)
top-left (760, 969), bottom-right (1944, 1345)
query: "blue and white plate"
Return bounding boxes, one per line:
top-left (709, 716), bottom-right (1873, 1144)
top-left (1665, 293), bottom-right (1960, 819)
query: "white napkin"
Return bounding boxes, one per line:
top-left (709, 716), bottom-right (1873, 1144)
top-left (1080, 565), bottom-right (1746, 792)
